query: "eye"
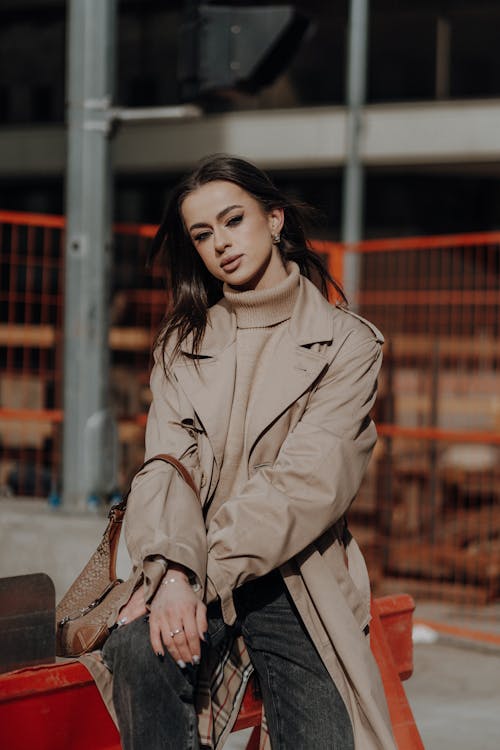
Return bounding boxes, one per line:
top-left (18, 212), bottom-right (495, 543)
top-left (227, 214), bottom-right (243, 227)
top-left (193, 230), bottom-right (211, 243)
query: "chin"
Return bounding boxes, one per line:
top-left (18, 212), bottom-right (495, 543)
top-left (226, 275), bottom-right (256, 291)
top-left (223, 266), bottom-right (261, 290)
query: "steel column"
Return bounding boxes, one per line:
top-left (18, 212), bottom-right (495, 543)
top-left (341, 0), bottom-right (370, 309)
top-left (63, 0), bottom-right (117, 510)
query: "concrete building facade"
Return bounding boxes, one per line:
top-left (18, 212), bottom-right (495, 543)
top-left (0, 0), bottom-right (499, 235)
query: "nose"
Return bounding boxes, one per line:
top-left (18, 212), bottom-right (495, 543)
top-left (213, 227), bottom-right (231, 254)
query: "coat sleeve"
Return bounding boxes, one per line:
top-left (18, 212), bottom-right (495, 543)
top-left (206, 326), bottom-right (382, 623)
top-left (124, 358), bottom-right (207, 602)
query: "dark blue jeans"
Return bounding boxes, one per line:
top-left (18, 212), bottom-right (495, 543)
top-left (102, 571), bottom-right (354, 750)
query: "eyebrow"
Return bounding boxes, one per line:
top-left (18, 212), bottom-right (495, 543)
top-left (189, 204), bottom-right (244, 232)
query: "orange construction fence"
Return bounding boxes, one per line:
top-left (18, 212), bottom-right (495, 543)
top-left (1, 210), bottom-right (499, 606)
top-left (346, 232), bottom-right (500, 606)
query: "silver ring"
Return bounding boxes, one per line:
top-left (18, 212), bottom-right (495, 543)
top-left (170, 628), bottom-right (183, 637)
top-left (117, 616), bottom-right (128, 628)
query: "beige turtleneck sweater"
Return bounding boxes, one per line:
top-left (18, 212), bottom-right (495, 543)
top-left (205, 262), bottom-right (300, 525)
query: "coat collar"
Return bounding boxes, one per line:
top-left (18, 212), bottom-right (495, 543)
top-left (173, 274), bottom-right (335, 470)
top-left (179, 273), bottom-right (335, 358)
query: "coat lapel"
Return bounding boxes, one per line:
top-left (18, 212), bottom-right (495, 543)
top-left (245, 275), bottom-right (335, 457)
top-left (173, 273), bottom-right (336, 470)
top-left (173, 300), bottom-right (236, 470)
top-left (245, 332), bottom-right (329, 461)
top-left (173, 349), bottom-right (235, 471)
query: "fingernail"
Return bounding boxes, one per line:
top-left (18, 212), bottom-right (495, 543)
top-left (176, 659), bottom-right (186, 669)
top-left (193, 655), bottom-right (200, 665)
top-left (156, 652), bottom-right (164, 662)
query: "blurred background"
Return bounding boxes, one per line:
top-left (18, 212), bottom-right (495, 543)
top-left (0, 0), bottom-right (500, 750)
top-left (0, 3), bottom-right (499, 745)
top-left (1, 0), bottom-right (500, 232)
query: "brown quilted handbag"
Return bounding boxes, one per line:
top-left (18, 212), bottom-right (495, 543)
top-left (55, 453), bottom-right (198, 657)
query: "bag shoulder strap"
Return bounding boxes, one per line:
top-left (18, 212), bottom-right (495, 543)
top-left (109, 453), bottom-right (199, 520)
top-left (82, 454), bottom-right (197, 585)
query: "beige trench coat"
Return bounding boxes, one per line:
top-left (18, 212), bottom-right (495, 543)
top-left (82, 273), bottom-right (397, 750)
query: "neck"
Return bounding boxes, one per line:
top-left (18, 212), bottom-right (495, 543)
top-left (228, 248), bottom-right (288, 292)
top-left (223, 261), bottom-right (300, 329)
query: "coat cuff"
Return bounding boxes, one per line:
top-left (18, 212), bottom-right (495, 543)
top-left (206, 559), bottom-right (236, 625)
top-left (142, 557), bottom-right (168, 604)
top-left (139, 539), bottom-right (206, 603)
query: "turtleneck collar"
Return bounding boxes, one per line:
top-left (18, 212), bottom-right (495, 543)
top-left (223, 261), bottom-right (300, 329)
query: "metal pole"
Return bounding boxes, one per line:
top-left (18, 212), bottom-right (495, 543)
top-left (63, 0), bottom-right (117, 510)
top-left (341, 0), bottom-right (369, 310)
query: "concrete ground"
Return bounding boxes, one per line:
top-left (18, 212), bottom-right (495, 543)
top-left (1, 499), bottom-right (499, 749)
top-left (406, 639), bottom-right (500, 750)
top-left (404, 601), bottom-right (500, 750)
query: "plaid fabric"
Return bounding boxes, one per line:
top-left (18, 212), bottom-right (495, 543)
top-left (196, 632), bottom-right (270, 749)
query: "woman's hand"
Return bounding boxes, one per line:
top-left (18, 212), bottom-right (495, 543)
top-left (149, 565), bottom-right (207, 667)
top-left (116, 586), bottom-right (147, 625)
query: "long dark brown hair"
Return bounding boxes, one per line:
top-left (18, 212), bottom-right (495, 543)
top-left (149, 154), bottom-right (346, 367)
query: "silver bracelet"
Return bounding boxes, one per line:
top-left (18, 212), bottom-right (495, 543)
top-left (161, 575), bottom-right (201, 593)
top-left (162, 576), bottom-right (181, 586)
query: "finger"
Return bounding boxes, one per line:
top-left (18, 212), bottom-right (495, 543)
top-left (116, 603), bottom-right (133, 626)
top-left (132, 601), bottom-right (148, 619)
top-left (196, 602), bottom-right (208, 642)
top-left (161, 624), bottom-right (185, 665)
top-left (116, 588), bottom-right (146, 625)
top-left (183, 613), bottom-right (202, 664)
top-left (168, 624), bottom-right (193, 666)
top-left (173, 606), bottom-right (202, 665)
top-left (151, 611), bottom-right (186, 665)
top-left (149, 615), bottom-right (171, 658)
top-left (126, 601), bottom-right (147, 622)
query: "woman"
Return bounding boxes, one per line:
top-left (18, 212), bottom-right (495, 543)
top-left (83, 154), bottom-right (396, 749)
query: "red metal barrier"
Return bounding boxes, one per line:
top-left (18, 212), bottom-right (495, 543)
top-left (0, 594), bottom-right (422, 750)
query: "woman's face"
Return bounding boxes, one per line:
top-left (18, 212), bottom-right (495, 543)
top-left (181, 180), bottom-right (286, 291)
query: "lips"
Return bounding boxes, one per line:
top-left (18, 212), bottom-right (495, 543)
top-left (220, 254), bottom-right (243, 270)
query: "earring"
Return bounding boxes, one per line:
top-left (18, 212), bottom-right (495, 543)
top-left (272, 233), bottom-right (281, 244)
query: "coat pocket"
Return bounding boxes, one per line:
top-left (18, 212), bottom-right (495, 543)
top-left (315, 529), bottom-right (371, 632)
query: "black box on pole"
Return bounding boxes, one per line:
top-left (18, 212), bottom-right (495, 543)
top-left (179, 4), bottom-right (310, 100)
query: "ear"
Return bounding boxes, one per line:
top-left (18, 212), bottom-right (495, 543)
top-left (267, 207), bottom-right (284, 235)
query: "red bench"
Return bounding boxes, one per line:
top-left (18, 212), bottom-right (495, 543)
top-left (0, 594), bottom-right (424, 750)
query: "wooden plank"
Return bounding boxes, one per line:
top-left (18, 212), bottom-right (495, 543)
top-left (0, 377), bottom-right (54, 446)
top-left (392, 394), bottom-right (499, 417)
top-left (387, 542), bottom-right (500, 586)
top-left (0, 375), bottom-right (44, 410)
top-left (0, 421), bottom-right (53, 449)
top-left (109, 327), bottom-right (151, 351)
top-left (0, 325), bottom-right (56, 348)
top-left (377, 577), bottom-right (491, 605)
top-left (0, 325), bottom-right (152, 352)
top-left (117, 421), bottom-right (145, 442)
top-left (385, 334), bottom-right (498, 360)
top-left (437, 507), bottom-right (500, 545)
